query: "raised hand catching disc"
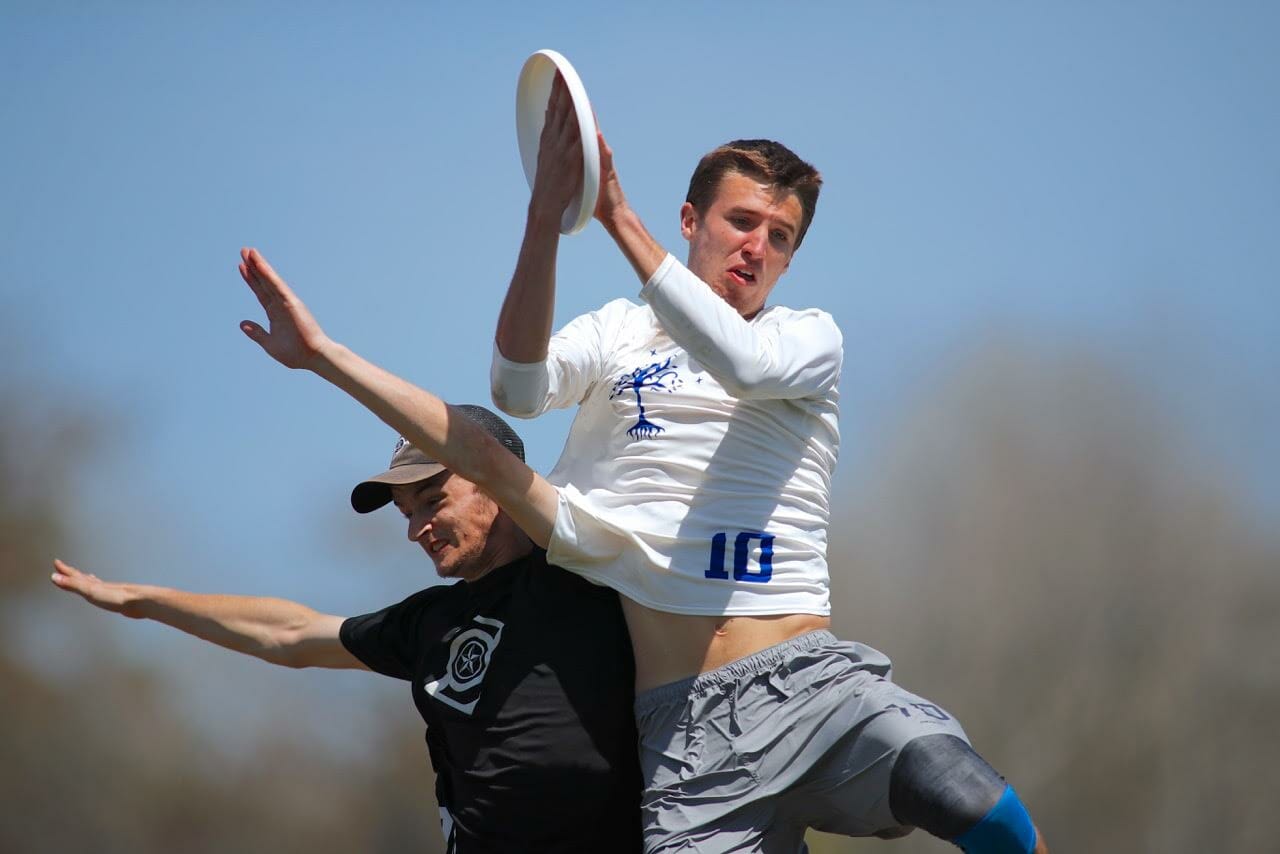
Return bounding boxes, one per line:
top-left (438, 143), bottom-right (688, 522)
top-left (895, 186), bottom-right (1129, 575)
top-left (515, 49), bottom-right (600, 235)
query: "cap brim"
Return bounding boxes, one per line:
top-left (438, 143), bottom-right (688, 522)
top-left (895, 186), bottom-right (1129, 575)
top-left (350, 462), bottom-right (447, 514)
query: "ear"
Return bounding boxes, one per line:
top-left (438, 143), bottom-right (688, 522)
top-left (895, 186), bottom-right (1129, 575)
top-left (679, 202), bottom-right (698, 241)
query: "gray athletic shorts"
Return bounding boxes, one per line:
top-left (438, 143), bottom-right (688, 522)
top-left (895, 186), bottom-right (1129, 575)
top-left (634, 630), bottom-right (969, 853)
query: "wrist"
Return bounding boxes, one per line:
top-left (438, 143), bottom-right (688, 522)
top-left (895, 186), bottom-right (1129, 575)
top-left (601, 205), bottom-right (667, 281)
top-left (598, 200), bottom-right (636, 239)
top-left (525, 202), bottom-right (566, 237)
top-left (308, 337), bottom-right (345, 377)
top-left (123, 584), bottom-right (159, 619)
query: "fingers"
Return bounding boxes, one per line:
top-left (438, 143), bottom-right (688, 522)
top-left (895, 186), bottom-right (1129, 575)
top-left (246, 248), bottom-right (287, 291)
top-left (240, 261), bottom-right (272, 312)
top-left (541, 73), bottom-right (580, 151)
top-left (51, 558), bottom-right (84, 591)
top-left (236, 252), bottom-right (275, 352)
top-left (547, 73), bottom-right (569, 124)
top-left (555, 97), bottom-right (578, 147)
top-left (551, 75), bottom-right (574, 133)
top-left (239, 248), bottom-right (275, 314)
top-left (546, 72), bottom-right (564, 114)
top-left (240, 248), bottom-right (297, 306)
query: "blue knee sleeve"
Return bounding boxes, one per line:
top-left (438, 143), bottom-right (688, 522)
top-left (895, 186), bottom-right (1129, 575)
top-left (954, 785), bottom-right (1036, 854)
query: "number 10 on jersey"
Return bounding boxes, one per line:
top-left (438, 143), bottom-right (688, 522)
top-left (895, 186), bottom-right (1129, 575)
top-left (706, 532), bottom-right (774, 583)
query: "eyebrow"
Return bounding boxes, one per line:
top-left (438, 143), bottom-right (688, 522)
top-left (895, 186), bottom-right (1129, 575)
top-left (727, 205), bottom-right (798, 237)
top-left (393, 482), bottom-right (440, 511)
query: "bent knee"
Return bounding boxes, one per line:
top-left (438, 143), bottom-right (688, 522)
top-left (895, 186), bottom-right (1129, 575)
top-left (889, 734), bottom-right (1006, 838)
top-left (888, 734), bottom-right (1037, 852)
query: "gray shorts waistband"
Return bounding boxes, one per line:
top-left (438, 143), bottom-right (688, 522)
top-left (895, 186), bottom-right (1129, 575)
top-left (635, 629), bottom-right (838, 715)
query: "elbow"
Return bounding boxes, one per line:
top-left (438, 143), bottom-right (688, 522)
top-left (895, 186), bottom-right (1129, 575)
top-left (443, 413), bottom-right (523, 497)
top-left (488, 353), bottom-right (552, 419)
top-left (272, 643), bottom-right (309, 668)
top-left (714, 363), bottom-right (770, 399)
top-left (710, 352), bottom-right (840, 400)
top-left (261, 627), bottom-right (311, 669)
top-left (465, 441), bottom-right (513, 497)
top-left (489, 380), bottom-right (541, 419)
top-left (258, 641), bottom-right (304, 669)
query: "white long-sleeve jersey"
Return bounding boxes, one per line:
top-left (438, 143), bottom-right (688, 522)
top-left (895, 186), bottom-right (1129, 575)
top-left (491, 254), bottom-right (842, 616)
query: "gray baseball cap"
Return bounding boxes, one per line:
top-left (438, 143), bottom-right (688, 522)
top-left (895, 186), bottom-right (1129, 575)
top-left (349, 404), bottom-right (525, 514)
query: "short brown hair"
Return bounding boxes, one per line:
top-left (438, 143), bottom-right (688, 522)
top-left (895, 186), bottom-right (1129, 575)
top-left (685, 139), bottom-right (823, 249)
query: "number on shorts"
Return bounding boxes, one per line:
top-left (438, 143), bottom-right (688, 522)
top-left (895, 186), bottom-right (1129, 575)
top-left (706, 531), bottom-right (774, 583)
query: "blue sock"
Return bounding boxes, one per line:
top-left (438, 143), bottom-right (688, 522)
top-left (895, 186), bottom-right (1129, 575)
top-left (954, 785), bottom-right (1037, 853)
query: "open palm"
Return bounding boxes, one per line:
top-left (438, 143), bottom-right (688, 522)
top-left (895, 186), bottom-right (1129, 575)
top-left (237, 247), bottom-right (331, 370)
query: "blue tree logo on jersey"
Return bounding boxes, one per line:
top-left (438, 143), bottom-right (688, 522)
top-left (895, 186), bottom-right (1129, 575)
top-left (610, 354), bottom-right (683, 439)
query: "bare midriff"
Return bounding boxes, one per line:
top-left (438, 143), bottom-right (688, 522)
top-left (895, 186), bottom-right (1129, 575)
top-left (620, 598), bottom-right (831, 693)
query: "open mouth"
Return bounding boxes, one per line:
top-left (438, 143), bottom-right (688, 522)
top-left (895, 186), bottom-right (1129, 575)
top-left (729, 268), bottom-right (756, 285)
top-left (429, 540), bottom-right (448, 555)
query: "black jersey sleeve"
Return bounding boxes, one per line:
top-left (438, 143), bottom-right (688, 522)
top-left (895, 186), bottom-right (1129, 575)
top-left (339, 586), bottom-right (445, 680)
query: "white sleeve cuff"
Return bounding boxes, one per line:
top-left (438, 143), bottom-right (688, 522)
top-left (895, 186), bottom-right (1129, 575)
top-left (638, 253), bottom-right (679, 302)
top-left (489, 342), bottom-right (552, 419)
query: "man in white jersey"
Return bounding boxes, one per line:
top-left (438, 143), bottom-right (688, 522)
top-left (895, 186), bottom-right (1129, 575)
top-left (484, 78), bottom-right (1049, 853)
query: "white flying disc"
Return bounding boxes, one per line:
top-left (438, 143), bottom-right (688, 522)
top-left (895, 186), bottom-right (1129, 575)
top-left (516, 49), bottom-right (600, 235)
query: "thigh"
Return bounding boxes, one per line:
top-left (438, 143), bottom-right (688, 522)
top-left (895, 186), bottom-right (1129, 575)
top-left (637, 633), bottom-right (931, 849)
top-left (637, 682), bottom-right (764, 852)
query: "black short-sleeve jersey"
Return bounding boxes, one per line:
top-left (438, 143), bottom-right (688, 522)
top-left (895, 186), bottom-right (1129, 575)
top-left (340, 549), bottom-right (641, 852)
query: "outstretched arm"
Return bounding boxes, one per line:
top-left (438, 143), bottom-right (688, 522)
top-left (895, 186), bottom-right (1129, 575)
top-left (237, 249), bottom-right (559, 547)
top-left (50, 559), bottom-right (363, 670)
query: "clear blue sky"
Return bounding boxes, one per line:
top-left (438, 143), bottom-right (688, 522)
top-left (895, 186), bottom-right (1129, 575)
top-left (3, 2), bottom-right (1276, 743)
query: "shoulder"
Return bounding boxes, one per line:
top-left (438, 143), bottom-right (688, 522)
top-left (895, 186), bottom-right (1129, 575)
top-left (593, 297), bottom-right (650, 329)
top-left (553, 298), bottom-right (647, 343)
top-left (555, 299), bottom-right (656, 356)
top-left (561, 297), bottom-right (644, 326)
top-left (339, 582), bottom-right (458, 665)
top-left (526, 551), bottom-right (621, 602)
top-left (379, 582), bottom-right (456, 618)
top-left (758, 303), bottom-right (840, 328)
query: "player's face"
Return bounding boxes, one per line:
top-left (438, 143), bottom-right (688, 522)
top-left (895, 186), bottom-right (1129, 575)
top-left (680, 171), bottom-right (804, 320)
top-left (391, 472), bottom-right (503, 583)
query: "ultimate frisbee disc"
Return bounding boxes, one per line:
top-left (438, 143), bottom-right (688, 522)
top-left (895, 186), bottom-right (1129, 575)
top-left (515, 50), bottom-right (600, 235)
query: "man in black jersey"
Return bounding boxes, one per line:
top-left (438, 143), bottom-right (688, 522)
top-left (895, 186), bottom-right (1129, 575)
top-left (51, 406), bottom-right (643, 853)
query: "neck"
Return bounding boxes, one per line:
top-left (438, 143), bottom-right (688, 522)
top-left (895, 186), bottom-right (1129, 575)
top-left (465, 519), bottom-right (534, 581)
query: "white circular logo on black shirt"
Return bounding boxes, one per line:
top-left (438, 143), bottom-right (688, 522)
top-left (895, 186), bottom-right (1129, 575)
top-left (424, 616), bottom-right (505, 715)
top-left (451, 634), bottom-right (490, 685)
